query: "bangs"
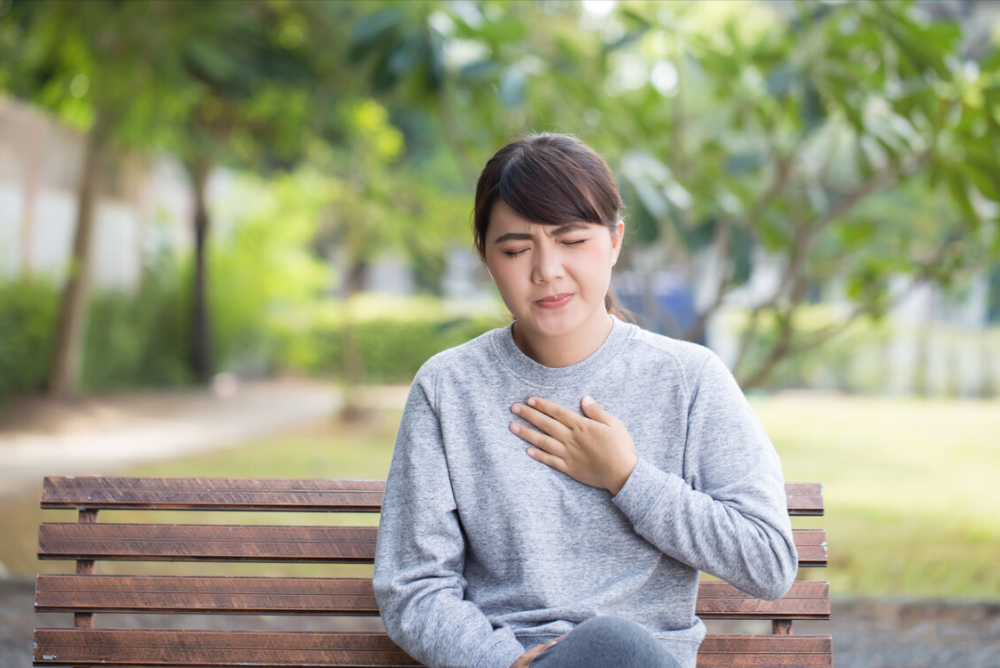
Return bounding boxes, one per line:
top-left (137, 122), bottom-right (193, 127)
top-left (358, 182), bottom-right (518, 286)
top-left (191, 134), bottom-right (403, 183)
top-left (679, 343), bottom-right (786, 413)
top-left (497, 142), bottom-right (609, 226)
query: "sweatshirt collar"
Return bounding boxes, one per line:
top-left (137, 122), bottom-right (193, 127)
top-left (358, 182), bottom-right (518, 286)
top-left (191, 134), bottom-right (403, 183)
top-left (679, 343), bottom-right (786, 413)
top-left (491, 315), bottom-right (630, 387)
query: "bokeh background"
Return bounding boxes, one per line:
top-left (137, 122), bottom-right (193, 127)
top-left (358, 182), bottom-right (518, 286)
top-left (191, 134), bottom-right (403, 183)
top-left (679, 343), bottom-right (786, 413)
top-left (1, 1), bottom-right (999, 666)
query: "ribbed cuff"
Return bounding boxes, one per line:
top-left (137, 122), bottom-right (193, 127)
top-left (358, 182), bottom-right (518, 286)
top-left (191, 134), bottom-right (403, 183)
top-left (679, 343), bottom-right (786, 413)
top-left (612, 457), bottom-right (684, 532)
top-left (470, 633), bottom-right (526, 668)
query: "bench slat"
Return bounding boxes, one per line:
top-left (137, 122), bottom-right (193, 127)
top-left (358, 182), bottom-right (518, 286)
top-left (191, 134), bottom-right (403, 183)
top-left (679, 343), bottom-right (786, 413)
top-left (34, 576), bottom-right (830, 620)
top-left (38, 524), bottom-right (378, 563)
top-left (41, 477), bottom-right (386, 513)
top-left (698, 635), bottom-right (832, 667)
top-left (38, 525), bottom-right (827, 567)
top-left (41, 477), bottom-right (823, 516)
top-left (32, 629), bottom-right (832, 667)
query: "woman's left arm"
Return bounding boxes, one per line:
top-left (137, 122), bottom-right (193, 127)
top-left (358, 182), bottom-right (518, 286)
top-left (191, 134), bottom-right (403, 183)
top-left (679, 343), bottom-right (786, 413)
top-left (511, 352), bottom-right (797, 602)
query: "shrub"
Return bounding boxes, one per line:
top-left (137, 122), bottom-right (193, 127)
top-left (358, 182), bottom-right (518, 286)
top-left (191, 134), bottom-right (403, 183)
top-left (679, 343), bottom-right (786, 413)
top-left (0, 276), bottom-right (59, 398)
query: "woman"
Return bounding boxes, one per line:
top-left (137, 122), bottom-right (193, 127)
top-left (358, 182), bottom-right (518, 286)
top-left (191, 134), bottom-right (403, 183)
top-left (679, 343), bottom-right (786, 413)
top-left (373, 134), bottom-right (797, 668)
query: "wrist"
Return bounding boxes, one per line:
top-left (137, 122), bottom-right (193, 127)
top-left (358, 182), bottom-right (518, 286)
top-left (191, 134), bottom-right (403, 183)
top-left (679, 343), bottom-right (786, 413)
top-left (608, 454), bottom-right (638, 495)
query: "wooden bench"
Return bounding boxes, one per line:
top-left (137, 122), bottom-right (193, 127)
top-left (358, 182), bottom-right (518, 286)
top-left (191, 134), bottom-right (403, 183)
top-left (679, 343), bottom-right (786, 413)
top-left (33, 476), bottom-right (831, 667)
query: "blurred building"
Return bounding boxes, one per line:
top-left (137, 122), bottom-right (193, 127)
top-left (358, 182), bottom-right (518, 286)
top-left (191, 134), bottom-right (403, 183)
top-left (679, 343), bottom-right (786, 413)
top-left (0, 95), bottom-right (195, 288)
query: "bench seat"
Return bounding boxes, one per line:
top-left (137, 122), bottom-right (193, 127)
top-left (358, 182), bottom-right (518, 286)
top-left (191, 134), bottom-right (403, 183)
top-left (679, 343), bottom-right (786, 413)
top-left (33, 476), bottom-right (831, 667)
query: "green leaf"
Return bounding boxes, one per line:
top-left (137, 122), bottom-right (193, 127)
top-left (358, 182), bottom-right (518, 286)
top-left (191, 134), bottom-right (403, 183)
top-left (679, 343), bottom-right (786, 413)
top-left (348, 8), bottom-right (406, 63)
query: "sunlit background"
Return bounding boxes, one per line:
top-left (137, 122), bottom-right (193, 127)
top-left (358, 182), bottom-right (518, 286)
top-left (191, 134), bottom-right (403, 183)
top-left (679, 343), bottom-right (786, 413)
top-left (1, 1), bottom-right (999, 666)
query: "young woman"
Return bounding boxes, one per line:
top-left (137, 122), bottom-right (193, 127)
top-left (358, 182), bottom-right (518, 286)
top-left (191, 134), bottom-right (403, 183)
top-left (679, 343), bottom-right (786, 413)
top-left (373, 134), bottom-right (797, 668)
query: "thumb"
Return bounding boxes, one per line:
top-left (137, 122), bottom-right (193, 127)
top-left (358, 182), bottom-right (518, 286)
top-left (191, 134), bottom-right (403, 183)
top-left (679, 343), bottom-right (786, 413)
top-left (581, 395), bottom-right (613, 424)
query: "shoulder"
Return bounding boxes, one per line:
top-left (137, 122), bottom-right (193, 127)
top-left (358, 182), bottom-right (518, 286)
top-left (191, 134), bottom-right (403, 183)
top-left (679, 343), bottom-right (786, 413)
top-left (621, 322), bottom-right (724, 382)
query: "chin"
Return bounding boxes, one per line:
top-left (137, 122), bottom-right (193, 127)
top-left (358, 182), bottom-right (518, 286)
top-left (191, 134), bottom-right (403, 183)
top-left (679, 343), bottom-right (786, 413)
top-left (521, 313), bottom-right (583, 340)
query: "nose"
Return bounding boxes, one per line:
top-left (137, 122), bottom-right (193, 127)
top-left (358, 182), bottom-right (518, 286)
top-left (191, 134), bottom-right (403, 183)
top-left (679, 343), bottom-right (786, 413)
top-left (532, 244), bottom-right (564, 284)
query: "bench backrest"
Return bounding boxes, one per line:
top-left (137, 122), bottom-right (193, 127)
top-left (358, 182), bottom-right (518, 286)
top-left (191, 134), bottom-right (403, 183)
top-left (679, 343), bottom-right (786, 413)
top-left (34, 476), bottom-right (831, 667)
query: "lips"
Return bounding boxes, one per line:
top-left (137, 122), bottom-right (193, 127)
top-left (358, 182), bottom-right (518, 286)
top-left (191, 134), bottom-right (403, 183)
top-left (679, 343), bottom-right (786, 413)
top-left (535, 293), bottom-right (573, 309)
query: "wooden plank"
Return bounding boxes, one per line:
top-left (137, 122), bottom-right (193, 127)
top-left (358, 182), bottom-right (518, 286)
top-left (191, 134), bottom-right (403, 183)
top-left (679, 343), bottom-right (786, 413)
top-left (41, 477), bottom-right (823, 515)
top-left (41, 477), bottom-right (385, 513)
top-left (35, 576), bottom-right (830, 620)
top-left (33, 629), bottom-right (831, 667)
top-left (32, 629), bottom-right (420, 667)
top-left (696, 581), bottom-right (829, 619)
top-left (784, 482), bottom-right (824, 516)
top-left (38, 525), bottom-right (826, 567)
top-left (698, 635), bottom-right (832, 667)
top-left (35, 576), bottom-right (379, 616)
top-left (793, 530), bottom-right (828, 568)
top-left (38, 525), bottom-right (378, 563)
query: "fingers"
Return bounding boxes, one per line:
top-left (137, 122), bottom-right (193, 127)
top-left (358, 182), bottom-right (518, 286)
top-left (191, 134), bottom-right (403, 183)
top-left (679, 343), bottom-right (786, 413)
top-left (510, 420), bottom-right (566, 457)
top-left (512, 401), bottom-right (568, 438)
top-left (524, 396), bottom-right (579, 426)
top-left (525, 444), bottom-right (568, 473)
top-left (580, 395), bottom-right (614, 425)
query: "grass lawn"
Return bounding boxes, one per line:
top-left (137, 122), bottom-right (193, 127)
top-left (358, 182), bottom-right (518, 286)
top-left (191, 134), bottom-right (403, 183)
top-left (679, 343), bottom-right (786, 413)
top-left (2, 393), bottom-right (998, 598)
top-left (753, 392), bottom-right (1000, 599)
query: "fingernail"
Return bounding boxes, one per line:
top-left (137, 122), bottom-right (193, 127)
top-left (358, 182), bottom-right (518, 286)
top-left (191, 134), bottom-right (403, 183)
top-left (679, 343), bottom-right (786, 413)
top-left (582, 395), bottom-right (595, 406)
top-left (511, 404), bottom-right (521, 414)
top-left (510, 423), bottom-right (520, 434)
top-left (526, 448), bottom-right (536, 458)
top-left (527, 397), bottom-right (536, 406)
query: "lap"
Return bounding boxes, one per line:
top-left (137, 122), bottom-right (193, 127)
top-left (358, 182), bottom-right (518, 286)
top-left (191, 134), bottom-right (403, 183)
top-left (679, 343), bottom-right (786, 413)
top-left (530, 617), bottom-right (681, 668)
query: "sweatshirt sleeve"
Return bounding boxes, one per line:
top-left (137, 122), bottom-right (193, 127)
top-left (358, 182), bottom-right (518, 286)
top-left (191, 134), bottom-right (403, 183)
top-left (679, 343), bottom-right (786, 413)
top-left (612, 350), bottom-right (798, 601)
top-left (373, 366), bottom-right (526, 668)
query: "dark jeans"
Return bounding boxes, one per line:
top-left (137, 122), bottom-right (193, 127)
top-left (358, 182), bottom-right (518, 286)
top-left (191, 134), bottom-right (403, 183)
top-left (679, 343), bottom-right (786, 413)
top-left (530, 617), bottom-right (681, 668)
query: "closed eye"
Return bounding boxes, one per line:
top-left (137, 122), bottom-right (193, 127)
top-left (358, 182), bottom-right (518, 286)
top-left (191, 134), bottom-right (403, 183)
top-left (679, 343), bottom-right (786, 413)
top-left (562, 239), bottom-right (588, 246)
top-left (503, 249), bottom-right (528, 257)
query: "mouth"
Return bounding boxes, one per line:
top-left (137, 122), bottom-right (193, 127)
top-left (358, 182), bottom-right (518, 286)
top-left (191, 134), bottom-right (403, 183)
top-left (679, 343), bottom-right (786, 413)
top-left (535, 293), bottom-right (573, 309)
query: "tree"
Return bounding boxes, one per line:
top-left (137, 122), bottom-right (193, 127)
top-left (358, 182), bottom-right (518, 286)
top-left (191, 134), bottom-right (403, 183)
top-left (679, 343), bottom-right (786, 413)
top-left (350, 0), bottom-right (1000, 389)
top-left (1, 0), bottom-right (196, 395)
top-left (1, 0), bottom-right (358, 390)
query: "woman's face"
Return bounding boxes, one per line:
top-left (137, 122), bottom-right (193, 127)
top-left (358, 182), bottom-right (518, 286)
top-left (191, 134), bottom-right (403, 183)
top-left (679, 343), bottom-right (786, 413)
top-left (483, 199), bottom-right (623, 347)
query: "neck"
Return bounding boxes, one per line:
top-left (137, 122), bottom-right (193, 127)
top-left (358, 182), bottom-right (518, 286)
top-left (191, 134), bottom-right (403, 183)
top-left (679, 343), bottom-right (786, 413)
top-left (512, 312), bottom-right (614, 368)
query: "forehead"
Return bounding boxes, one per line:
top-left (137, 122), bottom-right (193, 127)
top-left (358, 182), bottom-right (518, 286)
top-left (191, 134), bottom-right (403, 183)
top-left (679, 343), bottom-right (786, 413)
top-left (488, 200), bottom-right (597, 239)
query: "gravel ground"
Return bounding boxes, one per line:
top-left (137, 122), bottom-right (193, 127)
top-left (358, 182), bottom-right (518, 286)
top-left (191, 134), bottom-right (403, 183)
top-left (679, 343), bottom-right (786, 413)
top-left (4, 578), bottom-right (998, 668)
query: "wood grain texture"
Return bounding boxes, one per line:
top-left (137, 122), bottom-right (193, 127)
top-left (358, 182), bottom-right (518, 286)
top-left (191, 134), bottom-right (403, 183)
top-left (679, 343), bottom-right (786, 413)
top-left (33, 629), bottom-right (832, 667)
top-left (41, 477), bottom-right (386, 513)
top-left (38, 524), bottom-right (826, 567)
top-left (35, 576), bottom-right (830, 620)
top-left (697, 635), bottom-right (833, 667)
top-left (37, 524), bottom-right (377, 563)
top-left (32, 629), bottom-right (420, 667)
top-left (41, 477), bottom-right (823, 516)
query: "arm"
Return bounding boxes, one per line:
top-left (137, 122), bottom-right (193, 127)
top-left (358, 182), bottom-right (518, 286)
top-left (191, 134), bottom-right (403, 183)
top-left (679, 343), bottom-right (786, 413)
top-left (373, 371), bottom-right (526, 668)
top-left (511, 352), bottom-right (797, 601)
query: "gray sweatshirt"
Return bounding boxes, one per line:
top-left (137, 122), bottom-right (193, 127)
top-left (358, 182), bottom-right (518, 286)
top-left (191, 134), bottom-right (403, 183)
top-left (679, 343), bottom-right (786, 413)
top-left (373, 317), bottom-right (797, 668)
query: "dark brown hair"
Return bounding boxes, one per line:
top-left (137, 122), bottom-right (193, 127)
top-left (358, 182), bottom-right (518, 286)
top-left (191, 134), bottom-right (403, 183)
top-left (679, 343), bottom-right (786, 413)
top-left (473, 133), bottom-right (632, 321)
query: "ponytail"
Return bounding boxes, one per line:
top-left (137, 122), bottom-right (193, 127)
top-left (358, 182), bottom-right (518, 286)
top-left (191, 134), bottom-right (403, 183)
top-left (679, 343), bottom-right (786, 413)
top-left (605, 289), bottom-right (637, 324)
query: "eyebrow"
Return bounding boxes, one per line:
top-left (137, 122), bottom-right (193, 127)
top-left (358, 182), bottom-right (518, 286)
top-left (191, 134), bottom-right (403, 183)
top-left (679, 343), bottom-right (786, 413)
top-left (493, 223), bottom-right (591, 245)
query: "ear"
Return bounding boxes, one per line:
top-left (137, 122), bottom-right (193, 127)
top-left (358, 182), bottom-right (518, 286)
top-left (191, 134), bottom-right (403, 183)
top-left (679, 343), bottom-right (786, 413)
top-left (611, 220), bottom-right (625, 265)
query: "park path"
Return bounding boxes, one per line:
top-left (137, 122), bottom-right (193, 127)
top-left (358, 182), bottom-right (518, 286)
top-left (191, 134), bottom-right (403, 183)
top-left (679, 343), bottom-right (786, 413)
top-left (0, 378), bottom-right (354, 498)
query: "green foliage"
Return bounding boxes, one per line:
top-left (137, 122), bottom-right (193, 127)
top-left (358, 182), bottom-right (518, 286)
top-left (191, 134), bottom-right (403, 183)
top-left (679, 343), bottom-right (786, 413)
top-left (80, 264), bottom-right (191, 392)
top-left (271, 295), bottom-right (505, 383)
top-left (349, 0), bottom-right (1000, 389)
top-left (0, 276), bottom-right (58, 397)
top-left (0, 266), bottom-right (191, 400)
top-left (208, 170), bottom-right (331, 375)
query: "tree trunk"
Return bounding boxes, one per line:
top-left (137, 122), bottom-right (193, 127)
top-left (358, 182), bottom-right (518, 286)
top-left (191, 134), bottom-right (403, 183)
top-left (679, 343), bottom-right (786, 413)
top-left (339, 258), bottom-right (369, 421)
top-left (47, 115), bottom-right (110, 398)
top-left (20, 116), bottom-right (45, 275)
top-left (188, 159), bottom-right (214, 384)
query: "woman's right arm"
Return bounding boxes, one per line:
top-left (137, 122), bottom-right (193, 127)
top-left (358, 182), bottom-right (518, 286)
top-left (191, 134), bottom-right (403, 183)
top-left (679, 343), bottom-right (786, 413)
top-left (373, 370), bottom-right (527, 668)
